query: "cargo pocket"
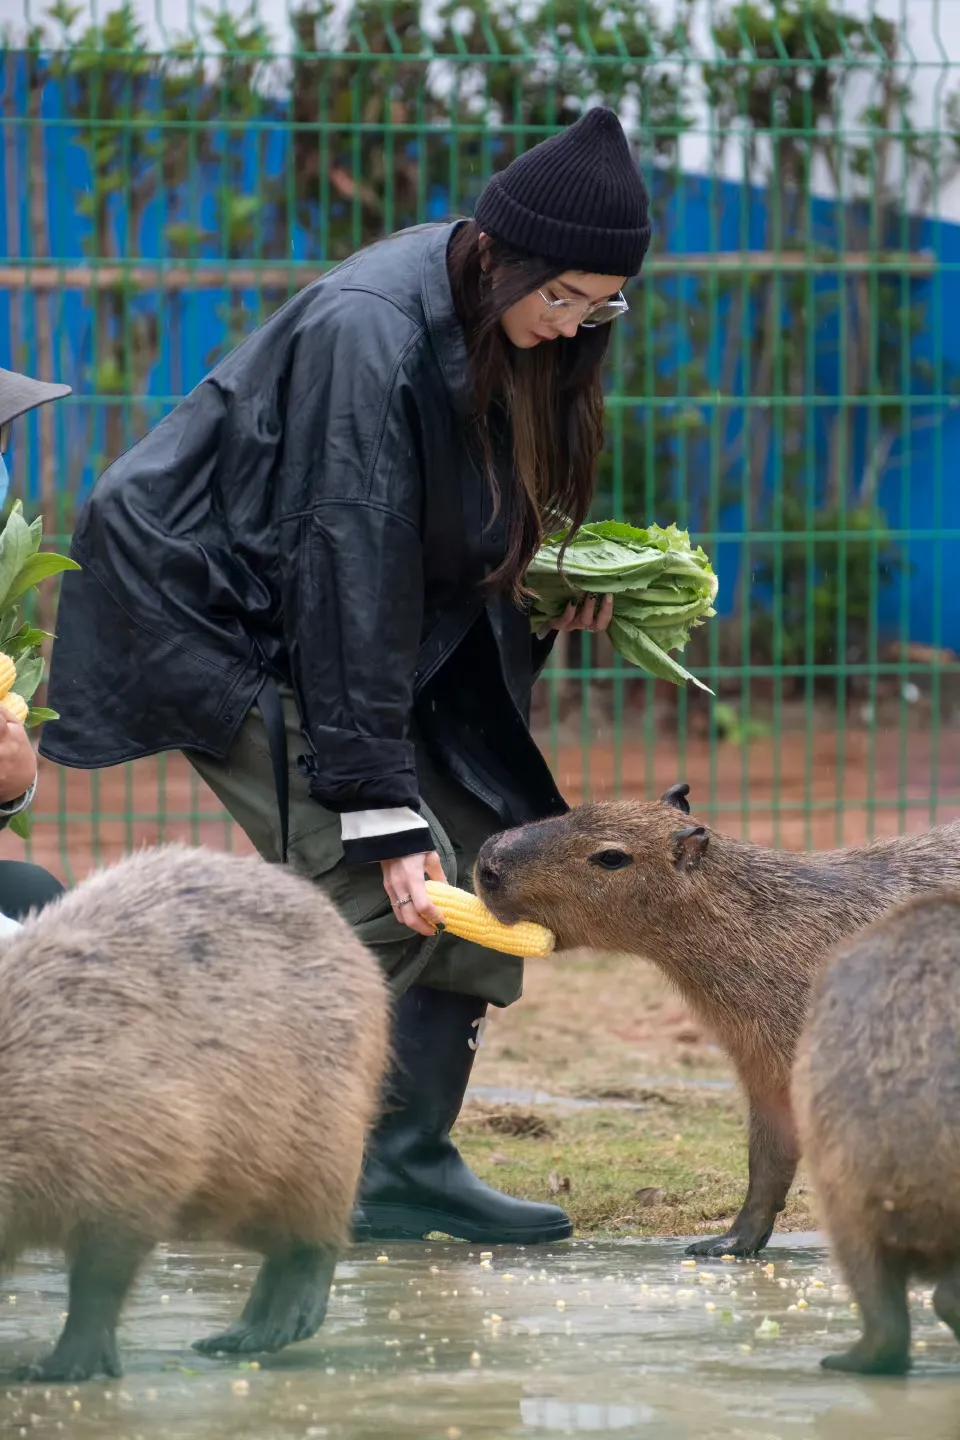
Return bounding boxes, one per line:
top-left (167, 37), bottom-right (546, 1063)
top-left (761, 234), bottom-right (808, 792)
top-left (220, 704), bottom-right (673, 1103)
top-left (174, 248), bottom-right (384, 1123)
top-left (284, 802), bottom-right (356, 929)
top-left (344, 797), bottom-right (456, 930)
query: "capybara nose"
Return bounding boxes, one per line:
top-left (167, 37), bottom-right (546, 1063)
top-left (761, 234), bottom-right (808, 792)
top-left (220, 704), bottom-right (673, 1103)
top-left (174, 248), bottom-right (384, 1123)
top-left (477, 857), bottom-right (502, 893)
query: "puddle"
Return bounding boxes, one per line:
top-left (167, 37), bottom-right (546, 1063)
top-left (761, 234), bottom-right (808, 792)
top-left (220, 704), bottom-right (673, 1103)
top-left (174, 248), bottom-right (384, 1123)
top-left (470, 1078), bottom-right (734, 1113)
top-left (2, 1235), bottom-right (958, 1439)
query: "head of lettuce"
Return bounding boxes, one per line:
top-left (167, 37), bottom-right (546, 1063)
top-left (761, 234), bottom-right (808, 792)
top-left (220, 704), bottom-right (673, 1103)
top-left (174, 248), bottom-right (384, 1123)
top-left (528, 520), bottom-right (719, 694)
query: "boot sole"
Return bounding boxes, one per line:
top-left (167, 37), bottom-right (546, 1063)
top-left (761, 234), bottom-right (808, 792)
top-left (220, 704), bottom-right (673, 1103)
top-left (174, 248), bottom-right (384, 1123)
top-left (353, 1203), bottom-right (573, 1246)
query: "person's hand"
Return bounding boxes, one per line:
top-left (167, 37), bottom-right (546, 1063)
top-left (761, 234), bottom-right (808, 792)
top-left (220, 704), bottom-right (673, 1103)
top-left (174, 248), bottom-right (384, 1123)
top-left (0, 710), bottom-right (37, 805)
top-left (549, 593), bottom-right (614, 633)
top-left (381, 850), bottom-right (447, 936)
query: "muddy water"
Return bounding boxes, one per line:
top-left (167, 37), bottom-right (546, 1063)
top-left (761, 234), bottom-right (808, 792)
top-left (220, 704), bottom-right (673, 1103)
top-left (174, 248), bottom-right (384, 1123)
top-left (2, 1235), bottom-right (958, 1440)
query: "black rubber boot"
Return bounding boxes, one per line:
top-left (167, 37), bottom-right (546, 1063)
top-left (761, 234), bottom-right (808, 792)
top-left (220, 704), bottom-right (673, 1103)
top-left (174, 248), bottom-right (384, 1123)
top-left (353, 985), bottom-right (573, 1245)
top-left (0, 860), bottom-right (63, 920)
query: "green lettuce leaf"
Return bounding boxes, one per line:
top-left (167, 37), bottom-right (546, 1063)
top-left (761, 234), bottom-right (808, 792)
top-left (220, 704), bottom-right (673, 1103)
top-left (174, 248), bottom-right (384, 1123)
top-left (529, 518), bottom-right (717, 692)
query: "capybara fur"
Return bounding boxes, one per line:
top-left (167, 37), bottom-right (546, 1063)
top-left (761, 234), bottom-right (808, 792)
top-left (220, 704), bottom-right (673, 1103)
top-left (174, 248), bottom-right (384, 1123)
top-left (475, 787), bottom-right (960, 1258)
top-left (0, 844), bottom-right (388, 1382)
top-left (793, 891), bottom-right (960, 1375)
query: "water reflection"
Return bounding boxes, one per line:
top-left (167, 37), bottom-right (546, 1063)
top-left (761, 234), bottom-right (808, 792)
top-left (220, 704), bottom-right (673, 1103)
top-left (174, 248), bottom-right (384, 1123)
top-left (2, 1236), bottom-right (958, 1440)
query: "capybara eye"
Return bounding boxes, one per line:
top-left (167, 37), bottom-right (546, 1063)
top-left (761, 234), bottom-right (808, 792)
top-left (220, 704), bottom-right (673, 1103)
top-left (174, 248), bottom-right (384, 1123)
top-left (589, 849), bottom-right (634, 870)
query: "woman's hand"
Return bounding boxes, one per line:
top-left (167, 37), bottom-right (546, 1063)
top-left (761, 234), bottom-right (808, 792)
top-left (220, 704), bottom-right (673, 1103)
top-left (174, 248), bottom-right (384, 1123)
top-left (0, 712), bottom-right (36, 806)
top-left (381, 850), bottom-right (447, 936)
top-left (550, 593), bottom-right (614, 633)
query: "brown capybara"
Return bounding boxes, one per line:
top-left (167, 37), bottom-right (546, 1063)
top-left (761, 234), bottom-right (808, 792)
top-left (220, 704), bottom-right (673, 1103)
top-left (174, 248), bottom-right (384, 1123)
top-left (0, 844), bottom-right (388, 1382)
top-left (474, 786), bottom-right (960, 1258)
top-left (793, 890), bottom-right (960, 1375)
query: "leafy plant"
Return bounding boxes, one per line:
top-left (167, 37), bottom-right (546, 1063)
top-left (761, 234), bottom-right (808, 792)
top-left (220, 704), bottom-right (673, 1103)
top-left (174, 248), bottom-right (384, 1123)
top-left (711, 701), bottom-right (772, 747)
top-left (0, 503), bottom-right (80, 837)
top-left (530, 521), bottom-right (718, 691)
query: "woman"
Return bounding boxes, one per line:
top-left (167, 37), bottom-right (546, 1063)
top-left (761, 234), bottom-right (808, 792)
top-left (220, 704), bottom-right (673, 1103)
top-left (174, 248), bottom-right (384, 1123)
top-left (41, 107), bottom-right (651, 1244)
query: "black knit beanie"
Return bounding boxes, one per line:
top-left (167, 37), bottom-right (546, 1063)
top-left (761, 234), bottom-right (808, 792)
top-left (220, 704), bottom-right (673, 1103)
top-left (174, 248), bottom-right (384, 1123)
top-left (474, 107), bottom-right (651, 277)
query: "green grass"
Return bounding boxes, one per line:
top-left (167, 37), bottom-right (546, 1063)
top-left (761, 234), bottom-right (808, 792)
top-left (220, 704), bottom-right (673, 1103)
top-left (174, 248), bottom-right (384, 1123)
top-left (458, 1094), bottom-right (816, 1240)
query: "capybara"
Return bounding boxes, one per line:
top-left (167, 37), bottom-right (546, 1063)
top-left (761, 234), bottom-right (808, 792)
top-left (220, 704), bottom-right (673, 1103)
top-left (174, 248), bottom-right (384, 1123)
top-left (793, 890), bottom-right (960, 1375)
top-left (474, 786), bottom-right (960, 1257)
top-left (0, 844), bottom-right (388, 1382)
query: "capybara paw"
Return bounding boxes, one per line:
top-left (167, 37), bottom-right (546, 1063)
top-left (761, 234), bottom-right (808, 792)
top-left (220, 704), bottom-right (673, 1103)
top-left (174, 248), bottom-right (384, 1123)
top-left (20, 1345), bottom-right (121, 1384)
top-left (821, 1344), bottom-right (911, 1376)
top-left (193, 1325), bottom-right (267, 1356)
top-left (193, 1313), bottom-right (321, 1357)
top-left (685, 1234), bottom-right (762, 1259)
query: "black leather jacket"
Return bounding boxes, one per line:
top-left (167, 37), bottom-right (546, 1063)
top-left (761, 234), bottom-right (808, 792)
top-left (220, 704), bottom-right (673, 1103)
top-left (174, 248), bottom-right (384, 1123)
top-left (40, 223), bottom-right (566, 854)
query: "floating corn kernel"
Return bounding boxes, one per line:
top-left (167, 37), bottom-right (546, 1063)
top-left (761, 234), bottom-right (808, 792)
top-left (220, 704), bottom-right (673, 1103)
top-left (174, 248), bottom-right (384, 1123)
top-left (0, 691), bottom-right (27, 724)
top-left (424, 881), bottom-right (555, 959)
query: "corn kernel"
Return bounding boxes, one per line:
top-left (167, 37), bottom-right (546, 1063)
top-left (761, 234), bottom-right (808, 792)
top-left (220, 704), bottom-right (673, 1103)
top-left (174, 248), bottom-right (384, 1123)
top-left (0, 692), bottom-right (28, 725)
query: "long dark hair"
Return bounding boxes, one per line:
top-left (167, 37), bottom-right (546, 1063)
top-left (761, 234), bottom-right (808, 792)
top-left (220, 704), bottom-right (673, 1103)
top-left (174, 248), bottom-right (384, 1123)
top-left (447, 220), bottom-right (610, 602)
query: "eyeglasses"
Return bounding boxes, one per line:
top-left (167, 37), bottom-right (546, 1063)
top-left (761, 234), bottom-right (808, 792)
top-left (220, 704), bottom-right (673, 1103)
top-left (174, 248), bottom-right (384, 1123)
top-left (537, 289), bottom-right (629, 329)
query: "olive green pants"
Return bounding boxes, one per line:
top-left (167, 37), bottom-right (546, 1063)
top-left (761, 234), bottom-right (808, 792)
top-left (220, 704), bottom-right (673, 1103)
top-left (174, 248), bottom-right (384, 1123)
top-left (186, 688), bottom-right (523, 1008)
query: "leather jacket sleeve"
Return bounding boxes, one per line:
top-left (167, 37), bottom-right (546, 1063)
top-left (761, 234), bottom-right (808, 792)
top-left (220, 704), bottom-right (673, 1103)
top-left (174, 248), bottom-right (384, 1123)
top-left (276, 302), bottom-right (433, 856)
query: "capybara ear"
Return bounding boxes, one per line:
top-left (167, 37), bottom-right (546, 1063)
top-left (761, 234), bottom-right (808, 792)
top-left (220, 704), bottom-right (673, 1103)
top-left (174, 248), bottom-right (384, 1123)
top-left (661, 782), bottom-right (691, 815)
top-left (672, 824), bottom-right (709, 871)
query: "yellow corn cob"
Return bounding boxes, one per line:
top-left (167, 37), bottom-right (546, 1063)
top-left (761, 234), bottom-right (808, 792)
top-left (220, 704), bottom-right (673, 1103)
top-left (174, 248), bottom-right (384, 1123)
top-left (0, 653), bottom-right (15, 699)
top-left (425, 880), bottom-right (555, 959)
top-left (0, 691), bottom-right (28, 725)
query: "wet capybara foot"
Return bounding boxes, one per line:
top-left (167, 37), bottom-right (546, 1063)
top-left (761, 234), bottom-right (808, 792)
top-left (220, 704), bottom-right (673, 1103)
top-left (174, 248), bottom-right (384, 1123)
top-left (685, 1229), bottom-right (770, 1259)
top-left (21, 1328), bottom-right (122, 1383)
top-left (20, 1224), bottom-right (144, 1382)
top-left (821, 1341), bottom-right (911, 1376)
top-left (194, 1245), bottom-right (336, 1356)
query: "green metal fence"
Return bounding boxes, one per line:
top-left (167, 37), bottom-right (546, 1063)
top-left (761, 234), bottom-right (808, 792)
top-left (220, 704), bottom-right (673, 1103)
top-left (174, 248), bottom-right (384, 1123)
top-left (1, 0), bottom-right (957, 882)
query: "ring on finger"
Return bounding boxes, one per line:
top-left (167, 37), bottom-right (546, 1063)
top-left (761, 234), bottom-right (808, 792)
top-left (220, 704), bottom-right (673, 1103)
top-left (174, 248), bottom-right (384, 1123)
top-left (396, 895), bottom-right (413, 907)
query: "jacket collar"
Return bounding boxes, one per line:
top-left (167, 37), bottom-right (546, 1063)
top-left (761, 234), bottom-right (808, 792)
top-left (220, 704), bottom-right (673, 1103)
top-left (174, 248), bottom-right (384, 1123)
top-left (419, 221), bottom-right (473, 418)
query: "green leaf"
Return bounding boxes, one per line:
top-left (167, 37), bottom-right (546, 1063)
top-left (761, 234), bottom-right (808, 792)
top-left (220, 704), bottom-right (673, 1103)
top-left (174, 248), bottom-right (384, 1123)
top-left (609, 616), bottom-right (714, 694)
top-left (8, 810), bottom-right (31, 840)
top-left (12, 656), bottom-right (45, 702)
top-left (4, 626), bottom-right (53, 660)
top-left (0, 606), bottom-right (24, 647)
top-left (26, 706), bottom-right (59, 728)
top-left (4, 553), bottom-right (81, 608)
top-left (0, 504), bottom-right (39, 610)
